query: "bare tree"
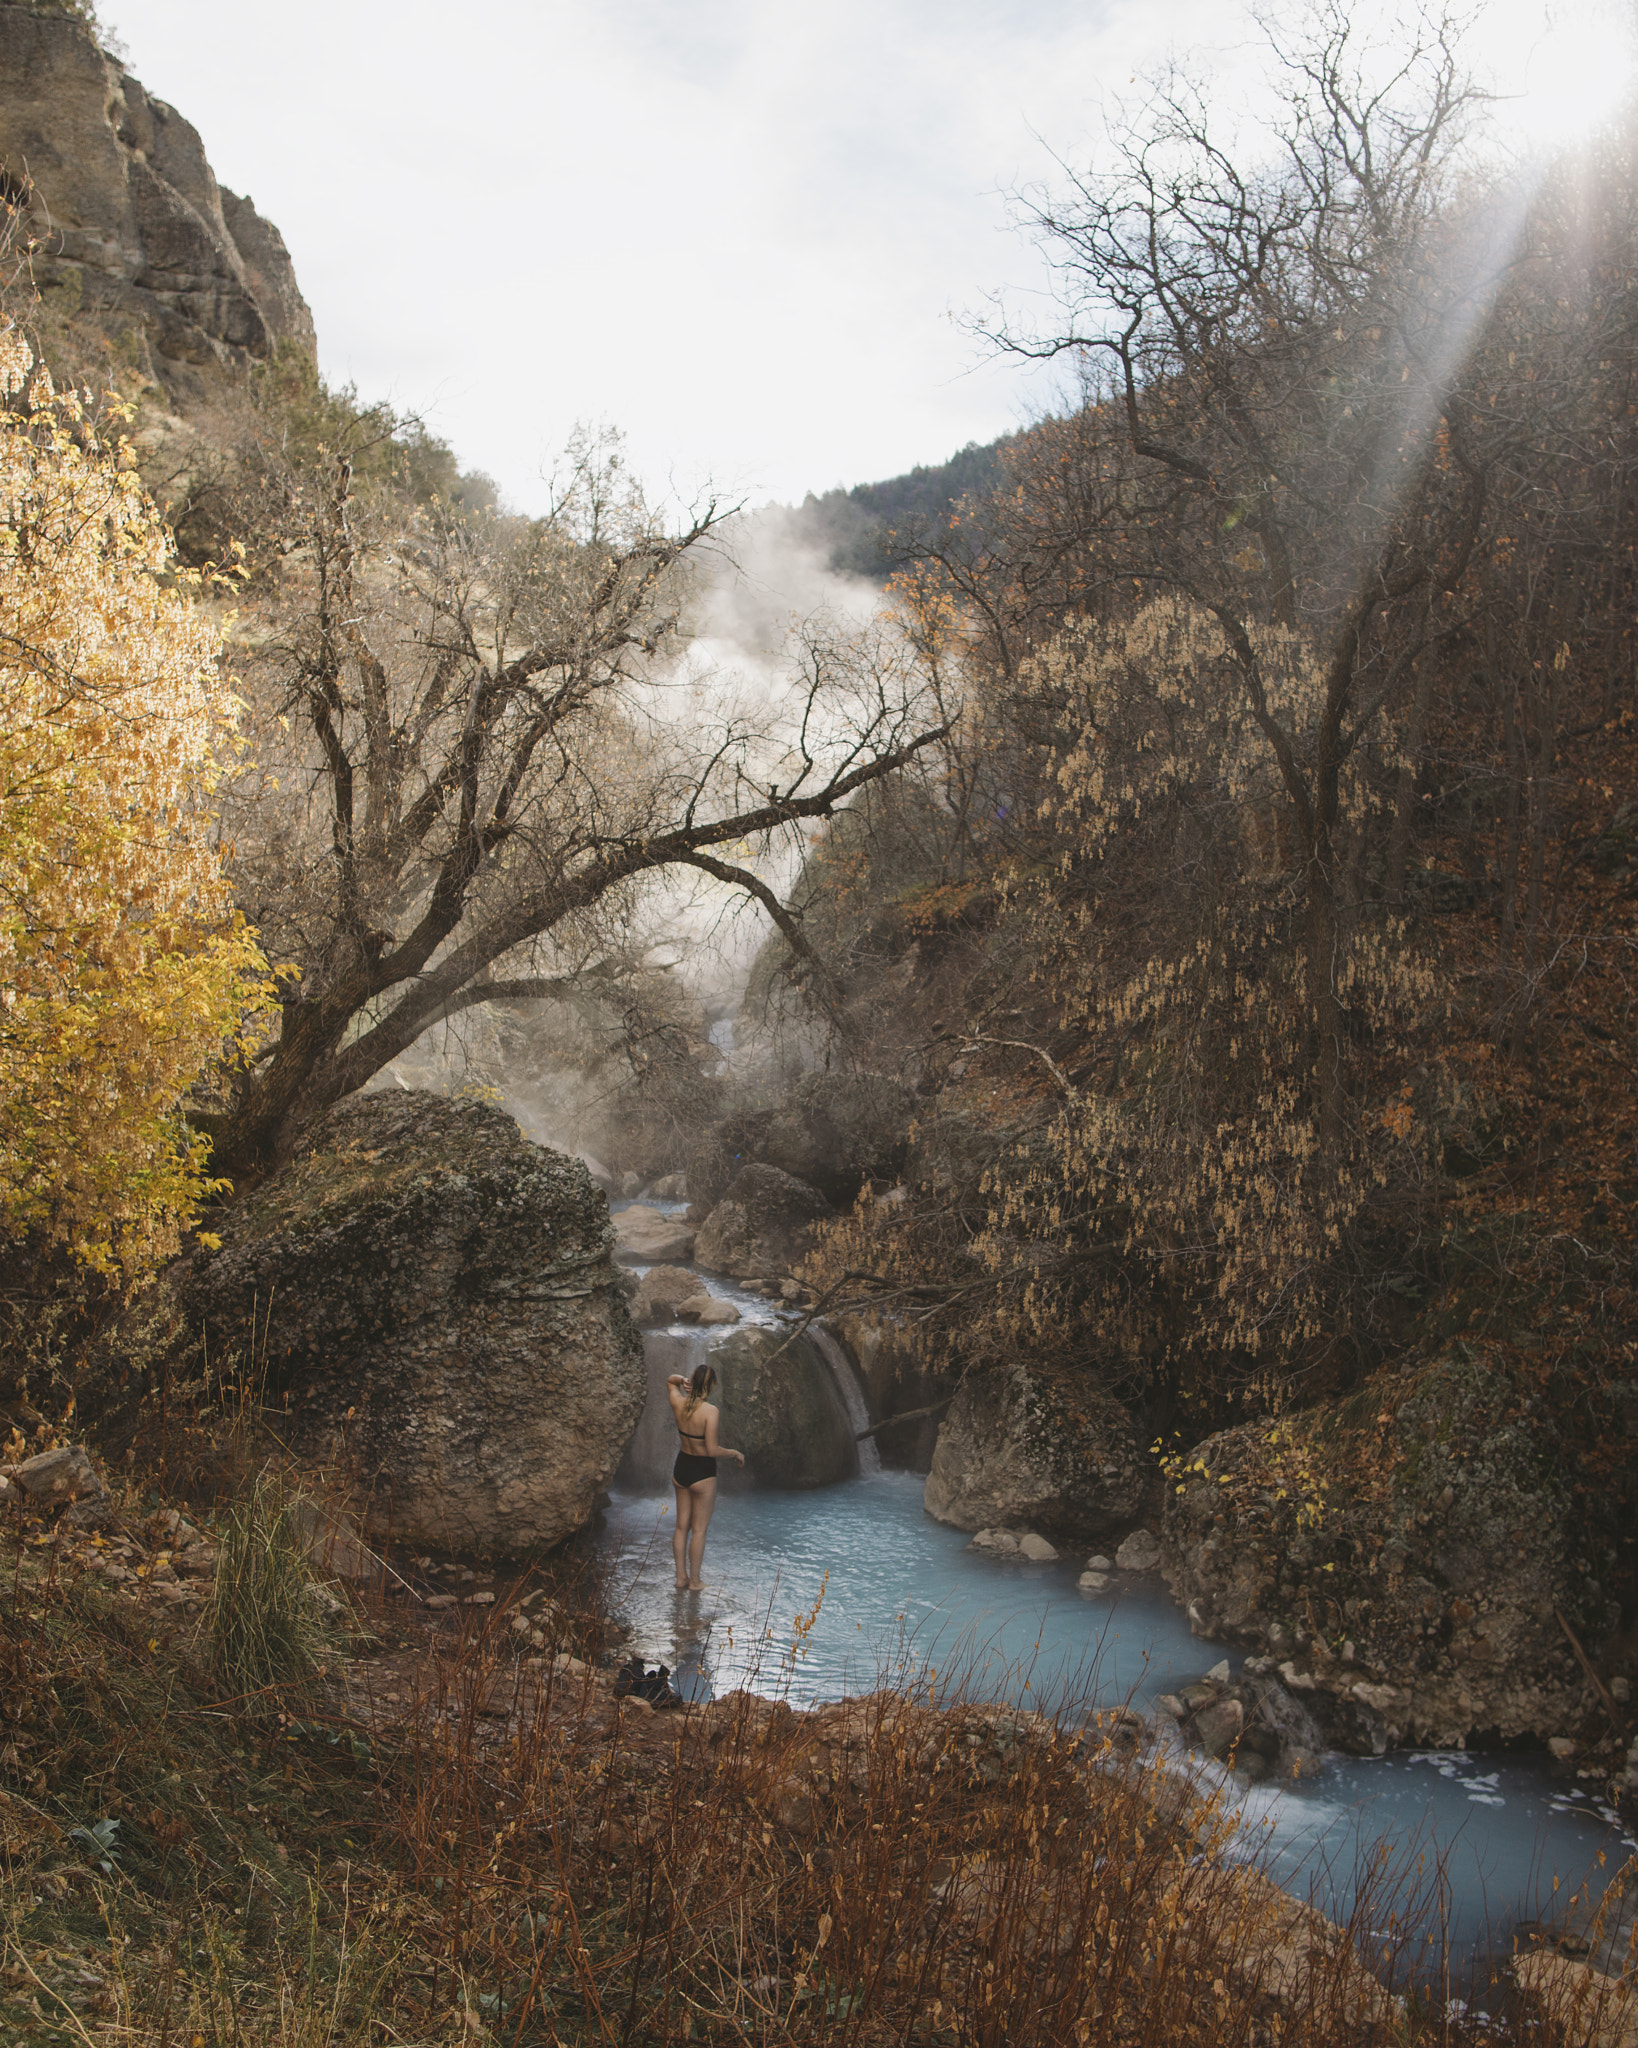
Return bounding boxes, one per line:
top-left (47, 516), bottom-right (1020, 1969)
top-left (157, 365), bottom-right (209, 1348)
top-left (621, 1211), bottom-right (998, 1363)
top-left (211, 432), bottom-right (949, 1171)
top-left (979, 1), bottom-right (1507, 1144)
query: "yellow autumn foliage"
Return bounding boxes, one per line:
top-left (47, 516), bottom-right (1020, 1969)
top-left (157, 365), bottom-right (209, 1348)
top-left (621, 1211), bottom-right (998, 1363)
top-left (0, 328), bottom-right (270, 1275)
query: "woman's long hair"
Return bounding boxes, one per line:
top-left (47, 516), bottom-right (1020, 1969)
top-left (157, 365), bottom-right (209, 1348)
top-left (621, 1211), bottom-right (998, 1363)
top-left (680, 1363), bottom-right (715, 1423)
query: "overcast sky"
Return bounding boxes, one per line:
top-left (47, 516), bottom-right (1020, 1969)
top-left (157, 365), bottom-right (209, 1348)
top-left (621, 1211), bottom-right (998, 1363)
top-left (100, 0), bottom-right (1634, 519)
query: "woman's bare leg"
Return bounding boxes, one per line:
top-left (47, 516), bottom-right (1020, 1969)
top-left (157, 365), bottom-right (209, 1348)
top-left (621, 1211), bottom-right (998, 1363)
top-left (686, 1477), bottom-right (717, 1588)
top-left (672, 1482), bottom-right (692, 1588)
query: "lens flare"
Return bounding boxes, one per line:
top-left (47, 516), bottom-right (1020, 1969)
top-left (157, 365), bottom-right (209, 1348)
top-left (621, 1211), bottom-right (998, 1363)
top-left (1470, 0), bottom-right (1637, 152)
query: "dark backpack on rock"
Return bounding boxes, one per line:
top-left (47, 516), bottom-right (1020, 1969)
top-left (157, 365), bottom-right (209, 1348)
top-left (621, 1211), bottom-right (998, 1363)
top-left (614, 1656), bottom-right (682, 1708)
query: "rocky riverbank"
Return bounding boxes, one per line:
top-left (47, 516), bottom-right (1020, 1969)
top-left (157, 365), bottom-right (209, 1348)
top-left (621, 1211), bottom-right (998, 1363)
top-left (1156, 1351), bottom-right (1634, 1756)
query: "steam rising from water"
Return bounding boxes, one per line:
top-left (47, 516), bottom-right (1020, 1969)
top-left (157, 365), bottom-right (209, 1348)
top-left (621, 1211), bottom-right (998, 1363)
top-left (369, 504), bottom-right (889, 1159)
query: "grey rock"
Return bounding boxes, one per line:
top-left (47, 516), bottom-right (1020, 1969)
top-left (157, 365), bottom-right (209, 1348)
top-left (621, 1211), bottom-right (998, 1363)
top-left (0, 9), bottom-right (315, 410)
top-left (1078, 1570), bottom-right (1110, 1592)
top-left (759, 1072), bottom-right (916, 1205)
top-left (1085, 1554), bottom-right (1114, 1572)
top-left (5, 1444), bottom-right (105, 1503)
top-left (113, 1091), bottom-right (643, 1557)
top-left (693, 1164), bottom-right (829, 1285)
top-left (614, 1206), bottom-right (697, 1263)
top-left (644, 1172), bottom-right (688, 1201)
top-left (970, 1528), bottom-right (1021, 1554)
top-left (291, 1501), bottom-right (375, 1580)
top-left (708, 1326), bottom-right (857, 1488)
top-left (924, 1364), bottom-right (1146, 1542)
top-left (1018, 1532), bottom-right (1059, 1561)
top-left (1191, 1696), bottom-right (1245, 1760)
top-left (691, 1072), bottom-right (916, 1210)
top-left (628, 1263), bottom-right (703, 1324)
top-left (1115, 1529), bottom-right (1162, 1572)
top-left (833, 1309), bottom-right (955, 1472)
top-left (677, 1296), bottom-right (739, 1326)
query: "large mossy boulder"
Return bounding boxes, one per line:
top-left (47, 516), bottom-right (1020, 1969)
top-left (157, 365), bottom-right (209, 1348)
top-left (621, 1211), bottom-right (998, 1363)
top-left (924, 1364), bottom-right (1148, 1540)
top-left (709, 1326), bottom-right (857, 1488)
top-left (1160, 1350), bottom-right (1616, 1747)
top-left (115, 1092), bottom-right (644, 1556)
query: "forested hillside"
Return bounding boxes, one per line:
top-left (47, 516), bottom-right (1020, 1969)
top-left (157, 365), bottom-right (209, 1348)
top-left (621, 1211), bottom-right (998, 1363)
top-left (748, 16), bottom-right (1638, 1624)
top-left (3, 6), bottom-right (1638, 2041)
top-left (778, 434), bottom-right (1016, 577)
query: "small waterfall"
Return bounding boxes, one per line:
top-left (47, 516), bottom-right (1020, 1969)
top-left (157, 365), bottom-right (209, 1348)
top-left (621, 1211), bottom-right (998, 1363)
top-left (808, 1322), bottom-right (881, 1477)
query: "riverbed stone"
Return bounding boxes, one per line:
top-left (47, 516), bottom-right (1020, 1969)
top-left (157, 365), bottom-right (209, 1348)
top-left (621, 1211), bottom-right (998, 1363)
top-left (676, 1295), bottom-right (739, 1326)
top-left (1116, 1529), bottom-right (1162, 1572)
top-left (1159, 1350), bottom-right (1612, 1747)
top-left (1192, 1695), bottom-right (1244, 1760)
top-left (1019, 1533), bottom-right (1059, 1561)
top-left (106, 1091), bottom-right (644, 1557)
top-left (627, 1264), bottom-right (703, 1324)
top-left (614, 1206), bottom-right (697, 1263)
top-left (707, 1326), bottom-right (856, 1488)
top-left (924, 1363), bottom-right (1147, 1542)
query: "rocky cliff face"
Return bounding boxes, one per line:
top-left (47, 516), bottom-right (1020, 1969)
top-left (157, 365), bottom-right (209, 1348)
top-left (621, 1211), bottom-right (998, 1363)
top-left (115, 1092), bottom-right (644, 1557)
top-left (0, 4), bottom-right (314, 403)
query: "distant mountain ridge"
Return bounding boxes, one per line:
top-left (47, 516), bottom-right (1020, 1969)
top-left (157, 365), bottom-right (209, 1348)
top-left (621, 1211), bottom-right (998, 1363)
top-left (783, 432), bottom-right (1019, 579)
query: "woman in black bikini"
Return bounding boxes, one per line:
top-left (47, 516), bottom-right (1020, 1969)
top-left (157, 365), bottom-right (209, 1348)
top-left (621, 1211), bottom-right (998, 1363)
top-left (666, 1364), bottom-right (745, 1590)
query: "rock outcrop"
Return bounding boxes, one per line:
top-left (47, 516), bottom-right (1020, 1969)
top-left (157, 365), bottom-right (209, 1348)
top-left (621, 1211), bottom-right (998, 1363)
top-left (692, 1164), bottom-right (829, 1286)
top-left (1160, 1351), bottom-right (1616, 1746)
top-left (1154, 1665), bottom-right (1333, 1782)
top-left (116, 1091), bottom-right (643, 1556)
top-left (709, 1326), bottom-right (857, 1488)
top-left (924, 1364), bottom-right (1147, 1541)
top-left (0, 4), bottom-right (314, 406)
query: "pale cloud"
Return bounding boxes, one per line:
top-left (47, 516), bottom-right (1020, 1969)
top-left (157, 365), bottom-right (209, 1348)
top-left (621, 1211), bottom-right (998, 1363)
top-left (99, 0), bottom-right (1631, 514)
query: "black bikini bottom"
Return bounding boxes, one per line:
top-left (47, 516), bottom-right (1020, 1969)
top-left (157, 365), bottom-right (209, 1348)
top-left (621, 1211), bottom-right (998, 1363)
top-left (673, 1451), bottom-right (717, 1486)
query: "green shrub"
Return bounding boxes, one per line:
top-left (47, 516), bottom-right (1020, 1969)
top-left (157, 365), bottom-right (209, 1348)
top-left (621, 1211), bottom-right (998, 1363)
top-left (206, 1470), bottom-right (329, 1699)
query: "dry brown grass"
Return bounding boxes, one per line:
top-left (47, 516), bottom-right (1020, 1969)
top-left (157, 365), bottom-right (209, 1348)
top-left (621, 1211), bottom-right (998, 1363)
top-left (4, 1463), bottom-right (1634, 2047)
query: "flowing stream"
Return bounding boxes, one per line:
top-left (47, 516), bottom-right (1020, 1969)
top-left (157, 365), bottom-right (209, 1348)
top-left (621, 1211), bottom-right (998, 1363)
top-left (600, 1208), bottom-right (1635, 1968)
